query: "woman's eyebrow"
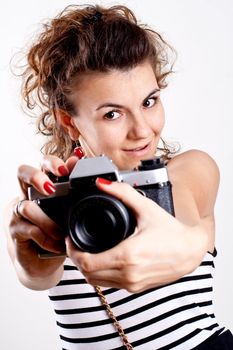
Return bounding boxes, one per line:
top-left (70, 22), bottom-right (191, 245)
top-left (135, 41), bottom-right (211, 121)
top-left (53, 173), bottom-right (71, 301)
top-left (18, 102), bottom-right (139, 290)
top-left (96, 102), bottom-right (123, 111)
top-left (95, 88), bottom-right (160, 111)
top-left (144, 88), bottom-right (160, 100)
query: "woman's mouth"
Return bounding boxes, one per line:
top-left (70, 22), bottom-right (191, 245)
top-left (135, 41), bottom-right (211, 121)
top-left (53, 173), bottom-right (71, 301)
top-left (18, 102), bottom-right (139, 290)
top-left (123, 141), bottom-right (152, 157)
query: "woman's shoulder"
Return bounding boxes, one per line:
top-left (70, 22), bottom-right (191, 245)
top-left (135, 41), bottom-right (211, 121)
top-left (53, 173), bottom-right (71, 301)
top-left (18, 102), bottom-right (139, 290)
top-left (167, 149), bottom-right (220, 216)
top-left (167, 149), bottom-right (219, 178)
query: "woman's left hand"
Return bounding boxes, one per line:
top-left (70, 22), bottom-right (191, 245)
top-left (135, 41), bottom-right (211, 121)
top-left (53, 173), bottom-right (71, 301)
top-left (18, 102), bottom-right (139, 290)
top-left (65, 179), bottom-right (209, 293)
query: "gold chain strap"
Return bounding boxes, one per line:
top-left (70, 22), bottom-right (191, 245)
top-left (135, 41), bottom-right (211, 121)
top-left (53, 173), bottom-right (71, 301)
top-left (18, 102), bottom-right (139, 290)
top-left (95, 286), bottom-right (134, 350)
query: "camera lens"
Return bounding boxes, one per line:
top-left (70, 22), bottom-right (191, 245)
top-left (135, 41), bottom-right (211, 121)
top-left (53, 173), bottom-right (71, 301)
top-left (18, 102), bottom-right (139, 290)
top-left (68, 194), bottom-right (135, 253)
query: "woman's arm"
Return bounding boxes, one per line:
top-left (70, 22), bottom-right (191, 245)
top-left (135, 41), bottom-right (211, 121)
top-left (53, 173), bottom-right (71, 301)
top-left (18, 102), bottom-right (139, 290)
top-left (168, 149), bottom-right (220, 252)
top-left (65, 149), bottom-right (219, 292)
top-left (4, 198), bottom-right (65, 290)
top-left (4, 156), bottom-right (79, 290)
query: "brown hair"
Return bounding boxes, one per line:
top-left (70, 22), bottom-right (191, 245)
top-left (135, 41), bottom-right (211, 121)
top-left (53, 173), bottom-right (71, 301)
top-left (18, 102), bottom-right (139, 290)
top-left (20, 4), bottom-right (176, 160)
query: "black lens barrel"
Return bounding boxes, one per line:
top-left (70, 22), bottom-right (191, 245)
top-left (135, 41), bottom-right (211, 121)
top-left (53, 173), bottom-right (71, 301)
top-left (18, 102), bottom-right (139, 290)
top-left (68, 194), bottom-right (135, 253)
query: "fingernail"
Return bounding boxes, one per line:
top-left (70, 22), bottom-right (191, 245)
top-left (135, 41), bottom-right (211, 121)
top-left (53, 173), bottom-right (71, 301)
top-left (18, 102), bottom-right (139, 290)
top-left (44, 181), bottom-right (56, 194)
top-left (74, 147), bottom-right (84, 159)
top-left (96, 177), bottom-right (112, 185)
top-left (58, 165), bottom-right (69, 176)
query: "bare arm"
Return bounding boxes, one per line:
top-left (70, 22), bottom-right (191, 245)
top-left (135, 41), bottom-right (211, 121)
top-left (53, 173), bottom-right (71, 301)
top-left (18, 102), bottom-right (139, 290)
top-left (168, 149), bottom-right (220, 252)
top-left (4, 156), bottom-right (78, 290)
top-left (65, 150), bottom-right (219, 292)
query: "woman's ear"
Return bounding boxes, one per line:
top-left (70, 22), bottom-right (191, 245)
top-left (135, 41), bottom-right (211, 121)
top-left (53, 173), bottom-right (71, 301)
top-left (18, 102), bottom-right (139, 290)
top-left (55, 109), bottom-right (80, 140)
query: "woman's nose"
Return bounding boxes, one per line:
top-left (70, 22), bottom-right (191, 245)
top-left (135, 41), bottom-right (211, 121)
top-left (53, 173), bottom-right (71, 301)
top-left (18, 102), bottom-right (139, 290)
top-left (127, 112), bottom-right (152, 139)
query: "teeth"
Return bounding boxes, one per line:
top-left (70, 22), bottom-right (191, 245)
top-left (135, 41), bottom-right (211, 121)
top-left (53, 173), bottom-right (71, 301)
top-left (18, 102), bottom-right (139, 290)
top-left (134, 145), bottom-right (146, 151)
top-left (125, 143), bottom-right (149, 151)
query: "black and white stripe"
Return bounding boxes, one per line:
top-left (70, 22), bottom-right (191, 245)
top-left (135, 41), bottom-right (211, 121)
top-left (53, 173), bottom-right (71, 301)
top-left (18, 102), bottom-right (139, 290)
top-left (49, 251), bottom-right (223, 349)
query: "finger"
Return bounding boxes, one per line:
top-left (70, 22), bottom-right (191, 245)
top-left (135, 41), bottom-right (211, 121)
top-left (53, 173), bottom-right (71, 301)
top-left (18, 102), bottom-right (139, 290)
top-left (93, 280), bottom-right (122, 289)
top-left (65, 236), bottom-right (128, 272)
top-left (92, 280), bottom-right (160, 293)
top-left (96, 179), bottom-right (150, 215)
top-left (91, 277), bottom-right (139, 291)
top-left (13, 199), bottom-right (65, 241)
top-left (13, 198), bottom-right (27, 218)
top-left (96, 178), bottom-right (171, 224)
top-left (10, 219), bottom-right (66, 253)
top-left (41, 155), bottom-right (69, 177)
top-left (77, 266), bottom-right (150, 292)
top-left (65, 156), bottom-right (79, 172)
top-left (17, 165), bottom-right (56, 197)
top-left (84, 268), bottom-right (121, 286)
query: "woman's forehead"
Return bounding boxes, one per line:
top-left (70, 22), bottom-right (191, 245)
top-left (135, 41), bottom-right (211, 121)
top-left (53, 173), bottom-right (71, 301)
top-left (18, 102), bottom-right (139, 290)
top-left (69, 63), bottom-right (159, 114)
top-left (72, 62), bottom-right (158, 92)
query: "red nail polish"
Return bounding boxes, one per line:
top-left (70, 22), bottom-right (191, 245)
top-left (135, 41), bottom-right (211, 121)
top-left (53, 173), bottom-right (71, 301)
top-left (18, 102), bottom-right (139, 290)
top-left (58, 165), bottom-right (69, 176)
top-left (44, 181), bottom-right (56, 194)
top-left (74, 147), bottom-right (84, 159)
top-left (96, 177), bottom-right (112, 185)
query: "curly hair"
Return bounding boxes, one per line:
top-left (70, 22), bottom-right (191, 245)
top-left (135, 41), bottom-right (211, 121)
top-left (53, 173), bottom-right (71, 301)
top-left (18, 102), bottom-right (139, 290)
top-left (20, 4), bottom-right (176, 160)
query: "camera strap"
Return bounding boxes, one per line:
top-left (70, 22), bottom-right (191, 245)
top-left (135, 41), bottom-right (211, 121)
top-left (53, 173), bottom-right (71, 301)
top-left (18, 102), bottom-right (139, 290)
top-left (95, 286), bottom-right (134, 349)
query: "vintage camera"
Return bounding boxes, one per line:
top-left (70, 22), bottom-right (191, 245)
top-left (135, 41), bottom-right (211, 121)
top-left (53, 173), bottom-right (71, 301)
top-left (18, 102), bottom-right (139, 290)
top-left (29, 156), bottom-right (175, 253)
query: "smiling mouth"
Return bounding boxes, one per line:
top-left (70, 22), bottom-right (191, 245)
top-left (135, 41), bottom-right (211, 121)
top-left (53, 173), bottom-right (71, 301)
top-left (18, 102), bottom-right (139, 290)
top-left (123, 142), bottom-right (151, 153)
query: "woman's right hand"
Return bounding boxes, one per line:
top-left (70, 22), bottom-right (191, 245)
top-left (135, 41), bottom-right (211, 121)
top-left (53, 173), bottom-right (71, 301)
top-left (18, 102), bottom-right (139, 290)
top-left (4, 154), bottom-right (79, 290)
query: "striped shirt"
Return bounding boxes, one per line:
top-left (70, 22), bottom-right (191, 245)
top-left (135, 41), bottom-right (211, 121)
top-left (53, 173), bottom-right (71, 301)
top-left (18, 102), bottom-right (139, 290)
top-left (49, 250), bottom-right (224, 349)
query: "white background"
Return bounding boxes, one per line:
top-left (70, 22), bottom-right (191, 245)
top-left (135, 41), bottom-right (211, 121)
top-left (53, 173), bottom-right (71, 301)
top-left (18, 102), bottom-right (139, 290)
top-left (0, 0), bottom-right (232, 349)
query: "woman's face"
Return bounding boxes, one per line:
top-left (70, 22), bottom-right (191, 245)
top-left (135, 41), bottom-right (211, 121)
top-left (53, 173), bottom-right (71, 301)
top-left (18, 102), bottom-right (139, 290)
top-left (70, 61), bottom-right (165, 170)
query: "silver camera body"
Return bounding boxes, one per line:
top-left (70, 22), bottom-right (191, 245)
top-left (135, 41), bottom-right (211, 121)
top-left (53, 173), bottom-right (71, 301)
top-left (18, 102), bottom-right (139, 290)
top-left (29, 156), bottom-right (174, 253)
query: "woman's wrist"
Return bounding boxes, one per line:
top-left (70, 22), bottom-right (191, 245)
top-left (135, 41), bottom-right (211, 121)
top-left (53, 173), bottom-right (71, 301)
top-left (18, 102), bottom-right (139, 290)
top-left (14, 259), bottom-right (64, 291)
top-left (180, 222), bottom-right (209, 276)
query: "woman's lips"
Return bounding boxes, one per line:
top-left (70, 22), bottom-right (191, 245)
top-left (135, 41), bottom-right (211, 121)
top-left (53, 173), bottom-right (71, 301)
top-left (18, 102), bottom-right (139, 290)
top-left (123, 141), bottom-right (152, 157)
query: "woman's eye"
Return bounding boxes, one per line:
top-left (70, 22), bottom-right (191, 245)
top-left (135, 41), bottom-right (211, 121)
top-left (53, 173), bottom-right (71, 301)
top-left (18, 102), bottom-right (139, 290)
top-left (104, 110), bottom-right (121, 120)
top-left (143, 97), bottom-right (158, 108)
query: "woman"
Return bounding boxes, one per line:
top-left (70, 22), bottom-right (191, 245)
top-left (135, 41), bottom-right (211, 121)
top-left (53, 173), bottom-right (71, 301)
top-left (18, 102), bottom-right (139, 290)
top-left (5, 4), bottom-right (233, 349)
